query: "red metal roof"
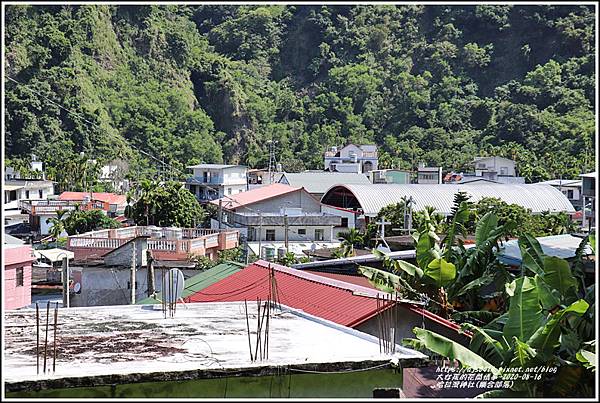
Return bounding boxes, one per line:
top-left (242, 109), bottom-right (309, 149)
top-left (304, 271), bottom-right (377, 289)
top-left (58, 192), bottom-right (127, 205)
top-left (210, 184), bottom-right (300, 210)
top-left (186, 260), bottom-right (392, 327)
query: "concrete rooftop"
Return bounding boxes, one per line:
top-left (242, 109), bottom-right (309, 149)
top-left (4, 302), bottom-right (427, 391)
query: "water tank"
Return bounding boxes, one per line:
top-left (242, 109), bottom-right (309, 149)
top-left (277, 247), bottom-right (287, 260)
top-left (261, 246), bottom-right (275, 261)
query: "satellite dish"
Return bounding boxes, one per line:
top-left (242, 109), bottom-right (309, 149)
top-left (163, 268), bottom-right (185, 304)
top-left (73, 283), bottom-right (81, 293)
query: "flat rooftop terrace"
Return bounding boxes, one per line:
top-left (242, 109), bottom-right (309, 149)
top-left (4, 302), bottom-right (426, 392)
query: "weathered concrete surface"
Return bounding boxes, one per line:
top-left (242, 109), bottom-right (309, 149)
top-left (3, 302), bottom-right (427, 392)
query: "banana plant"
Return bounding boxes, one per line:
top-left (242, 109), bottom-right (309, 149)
top-left (403, 237), bottom-right (595, 397)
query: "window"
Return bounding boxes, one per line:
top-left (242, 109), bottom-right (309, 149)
top-left (228, 188), bottom-right (232, 195)
top-left (16, 268), bottom-right (24, 287)
top-left (25, 190), bottom-right (30, 199)
top-left (314, 229), bottom-right (324, 241)
top-left (298, 228), bottom-right (306, 235)
top-left (38, 189), bottom-right (43, 199)
top-left (341, 217), bottom-right (349, 227)
top-left (567, 190), bottom-right (574, 199)
top-left (266, 229), bottom-right (276, 241)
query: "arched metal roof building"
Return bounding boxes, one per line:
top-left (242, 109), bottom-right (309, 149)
top-left (321, 184), bottom-right (576, 217)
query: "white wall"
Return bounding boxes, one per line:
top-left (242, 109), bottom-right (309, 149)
top-left (235, 189), bottom-right (321, 214)
top-left (250, 225), bottom-right (333, 242)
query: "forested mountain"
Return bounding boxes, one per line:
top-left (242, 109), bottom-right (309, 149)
top-left (5, 4), bottom-right (596, 184)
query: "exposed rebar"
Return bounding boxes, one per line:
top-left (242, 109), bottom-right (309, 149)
top-left (52, 302), bottom-right (58, 373)
top-left (43, 301), bottom-right (50, 373)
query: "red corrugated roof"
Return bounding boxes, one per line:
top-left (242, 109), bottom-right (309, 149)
top-left (59, 192), bottom-right (127, 205)
top-left (186, 260), bottom-right (392, 327)
top-left (304, 271), bottom-right (377, 289)
top-left (210, 184), bottom-right (300, 210)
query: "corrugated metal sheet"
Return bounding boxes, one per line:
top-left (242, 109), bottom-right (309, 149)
top-left (497, 234), bottom-right (593, 266)
top-left (280, 172), bottom-right (371, 194)
top-left (186, 260), bottom-right (392, 327)
top-left (137, 261), bottom-right (245, 304)
top-left (322, 184), bottom-right (575, 216)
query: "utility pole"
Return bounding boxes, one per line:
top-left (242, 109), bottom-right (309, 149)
top-left (218, 199), bottom-right (223, 229)
top-left (258, 211), bottom-right (263, 259)
top-left (131, 241), bottom-right (136, 304)
top-left (146, 249), bottom-right (155, 297)
top-left (61, 257), bottom-right (69, 308)
top-left (284, 214), bottom-right (289, 251)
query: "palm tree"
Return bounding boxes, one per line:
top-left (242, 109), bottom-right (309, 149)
top-left (339, 228), bottom-right (365, 257)
top-left (46, 210), bottom-right (68, 243)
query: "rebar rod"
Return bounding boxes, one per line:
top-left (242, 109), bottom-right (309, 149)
top-left (52, 302), bottom-right (58, 373)
top-left (244, 300), bottom-right (253, 361)
top-left (43, 301), bottom-right (50, 373)
top-left (36, 303), bottom-right (39, 375)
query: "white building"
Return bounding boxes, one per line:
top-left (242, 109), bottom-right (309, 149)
top-left (210, 183), bottom-right (345, 258)
top-left (4, 180), bottom-right (54, 213)
top-left (473, 156), bottom-right (517, 178)
top-left (416, 165), bottom-right (442, 184)
top-left (185, 164), bottom-right (248, 202)
top-left (324, 144), bottom-right (378, 173)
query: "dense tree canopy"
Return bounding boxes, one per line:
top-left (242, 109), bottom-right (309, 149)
top-left (5, 5), bottom-right (596, 184)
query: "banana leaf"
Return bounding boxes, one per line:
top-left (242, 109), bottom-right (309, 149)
top-left (463, 323), bottom-right (509, 367)
top-left (576, 349), bottom-right (596, 372)
top-left (518, 234), bottom-right (545, 276)
top-left (534, 275), bottom-right (561, 311)
top-left (394, 259), bottom-right (423, 278)
top-left (510, 336), bottom-right (537, 367)
top-left (589, 233), bottom-right (596, 254)
top-left (475, 212), bottom-right (498, 247)
top-left (541, 256), bottom-right (578, 296)
top-left (411, 327), bottom-right (499, 375)
top-left (423, 257), bottom-right (456, 288)
top-left (528, 299), bottom-right (589, 360)
top-left (453, 274), bottom-right (494, 298)
top-left (357, 265), bottom-right (398, 293)
top-left (503, 277), bottom-right (545, 342)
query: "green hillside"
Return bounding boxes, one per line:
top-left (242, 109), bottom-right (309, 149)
top-left (4, 4), bottom-right (596, 185)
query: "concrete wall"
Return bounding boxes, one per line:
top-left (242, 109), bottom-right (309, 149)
top-left (355, 305), bottom-right (470, 347)
top-left (7, 368), bottom-right (403, 398)
top-left (247, 225), bottom-right (334, 242)
top-left (103, 238), bottom-right (148, 267)
top-left (69, 266), bottom-right (200, 307)
top-left (4, 246), bottom-right (33, 310)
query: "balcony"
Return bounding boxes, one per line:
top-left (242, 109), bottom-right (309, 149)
top-left (66, 226), bottom-right (239, 261)
top-left (19, 200), bottom-right (105, 215)
top-left (228, 212), bottom-right (342, 227)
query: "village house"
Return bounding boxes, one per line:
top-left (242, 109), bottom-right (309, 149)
top-left (368, 169), bottom-right (411, 184)
top-left (4, 243), bottom-right (34, 310)
top-left (324, 144), bottom-right (379, 173)
top-left (19, 191), bottom-right (127, 236)
top-left (185, 164), bottom-right (248, 202)
top-left (210, 183), bottom-right (345, 258)
top-left (4, 302), bottom-right (427, 398)
top-left (416, 165), bottom-right (443, 184)
top-left (580, 172), bottom-right (596, 231)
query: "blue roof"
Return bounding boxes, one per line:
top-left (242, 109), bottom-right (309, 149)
top-left (497, 234), bottom-right (593, 266)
